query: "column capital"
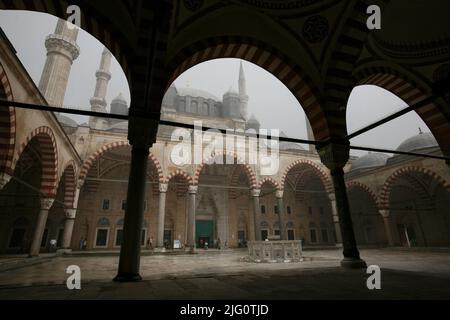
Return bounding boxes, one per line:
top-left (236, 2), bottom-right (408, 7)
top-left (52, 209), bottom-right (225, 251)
top-left (317, 139), bottom-right (350, 170)
top-left (65, 208), bottom-right (77, 219)
top-left (188, 185), bottom-right (198, 194)
top-left (40, 198), bottom-right (55, 210)
top-left (251, 188), bottom-right (261, 197)
top-left (275, 190), bottom-right (284, 199)
top-left (76, 179), bottom-right (85, 189)
top-left (379, 209), bottom-right (390, 218)
top-left (0, 172), bottom-right (12, 190)
top-left (328, 192), bottom-right (336, 202)
top-left (159, 183), bottom-right (168, 193)
top-left (127, 112), bottom-right (160, 149)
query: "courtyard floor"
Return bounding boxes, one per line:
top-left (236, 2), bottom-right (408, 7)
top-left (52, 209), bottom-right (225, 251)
top-left (0, 248), bottom-right (449, 299)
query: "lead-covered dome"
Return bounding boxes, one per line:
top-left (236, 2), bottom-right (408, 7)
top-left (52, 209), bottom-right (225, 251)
top-left (177, 87), bottom-right (220, 101)
top-left (351, 153), bottom-right (389, 171)
top-left (396, 132), bottom-right (438, 153)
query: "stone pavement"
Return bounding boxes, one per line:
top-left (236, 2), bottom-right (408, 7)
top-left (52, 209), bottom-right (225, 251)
top-left (0, 248), bottom-right (449, 299)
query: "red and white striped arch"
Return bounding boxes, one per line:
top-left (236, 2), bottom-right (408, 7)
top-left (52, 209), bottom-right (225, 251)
top-left (258, 177), bottom-right (281, 190)
top-left (355, 66), bottom-right (450, 157)
top-left (168, 42), bottom-right (329, 141)
top-left (78, 141), bottom-right (164, 184)
top-left (0, 61), bottom-right (16, 176)
top-left (379, 166), bottom-right (450, 210)
top-left (165, 169), bottom-right (193, 185)
top-left (14, 126), bottom-right (58, 198)
top-left (280, 159), bottom-right (333, 193)
top-left (58, 160), bottom-right (77, 209)
top-left (346, 181), bottom-right (380, 210)
top-left (192, 151), bottom-right (257, 188)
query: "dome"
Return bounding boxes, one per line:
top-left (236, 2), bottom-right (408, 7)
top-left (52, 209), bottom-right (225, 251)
top-left (246, 114), bottom-right (260, 130)
top-left (396, 132), bottom-right (438, 153)
top-left (279, 131), bottom-right (305, 151)
top-left (57, 114), bottom-right (78, 128)
top-left (107, 121), bottom-right (128, 131)
top-left (177, 87), bottom-right (219, 101)
top-left (112, 93), bottom-right (127, 105)
top-left (351, 153), bottom-right (389, 171)
top-left (247, 114), bottom-right (259, 125)
top-left (224, 86), bottom-right (238, 96)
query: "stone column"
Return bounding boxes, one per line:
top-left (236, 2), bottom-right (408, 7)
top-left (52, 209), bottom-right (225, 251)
top-left (0, 172), bottom-right (12, 190)
top-left (114, 117), bottom-right (158, 282)
top-left (380, 209), bottom-right (394, 246)
top-left (61, 181), bottom-right (83, 250)
top-left (186, 185), bottom-right (198, 250)
top-left (328, 193), bottom-right (343, 245)
top-left (251, 188), bottom-right (261, 241)
top-left (157, 183), bottom-right (168, 249)
top-left (29, 198), bottom-right (54, 257)
top-left (318, 141), bottom-right (366, 269)
top-left (276, 190), bottom-right (286, 240)
top-left (62, 209), bottom-right (76, 249)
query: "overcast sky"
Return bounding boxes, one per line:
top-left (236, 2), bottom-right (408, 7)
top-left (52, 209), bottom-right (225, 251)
top-left (0, 10), bottom-right (431, 156)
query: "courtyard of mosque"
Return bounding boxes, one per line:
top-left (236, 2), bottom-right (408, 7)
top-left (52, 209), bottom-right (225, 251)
top-left (0, 248), bottom-right (449, 299)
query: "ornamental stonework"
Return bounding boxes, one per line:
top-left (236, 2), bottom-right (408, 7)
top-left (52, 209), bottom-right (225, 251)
top-left (302, 15), bottom-right (330, 43)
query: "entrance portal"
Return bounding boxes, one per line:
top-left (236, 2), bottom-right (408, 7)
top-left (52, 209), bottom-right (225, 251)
top-left (196, 220), bottom-right (213, 248)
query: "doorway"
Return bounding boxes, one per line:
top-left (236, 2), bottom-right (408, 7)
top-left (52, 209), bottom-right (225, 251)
top-left (196, 220), bottom-right (213, 248)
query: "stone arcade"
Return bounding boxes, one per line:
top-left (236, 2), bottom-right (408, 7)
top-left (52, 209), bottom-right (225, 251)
top-left (0, 1), bottom-right (449, 283)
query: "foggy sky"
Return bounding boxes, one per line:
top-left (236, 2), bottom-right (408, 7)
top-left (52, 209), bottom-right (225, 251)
top-left (0, 10), bottom-right (430, 157)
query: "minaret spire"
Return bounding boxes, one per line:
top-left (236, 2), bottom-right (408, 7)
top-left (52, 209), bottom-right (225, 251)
top-left (89, 47), bottom-right (112, 129)
top-left (238, 60), bottom-right (249, 121)
top-left (38, 19), bottom-right (80, 108)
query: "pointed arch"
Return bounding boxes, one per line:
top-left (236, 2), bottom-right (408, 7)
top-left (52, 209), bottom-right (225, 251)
top-left (193, 151), bottom-right (257, 188)
top-left (78, 141), bottom-right (164, 184)
top-left (354, 63), bottom-right (450, 157)
top-left (258, 177), bottom-right (280, 190)
top-left (14, 126), bottom-right (58, 197)
top-left (379, 166), bottom-right (450, 209)
top-left (280, 159), bottom-right (333, 193)
top-left (0, 61), bottom-right (16, 176)
top-left (346, 181), bottom-right (380, 210)
top-left (59, 160), bottom-right (77, 209)
top-left (168, 40), bottom-right (328, 141)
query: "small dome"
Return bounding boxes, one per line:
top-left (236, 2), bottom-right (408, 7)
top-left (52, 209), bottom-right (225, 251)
top-left (224, 86), bottom-right (238, 96)
top-left (351, 152), bottom-right (389, 171)
top-left (280, 142), bottom-right (305, 152)
top-left (177, 87), bottom-right (219, 101)
top-left (57, 115), bottom-right (78, 128)
top-left (396, 132), bottom-right (438, 153)
top-left (112, 93), bottom-right (127, 105)
top-left (247, 113), bottom-right (259, 124)
top-left (107, 121), bottom-right (128, 131)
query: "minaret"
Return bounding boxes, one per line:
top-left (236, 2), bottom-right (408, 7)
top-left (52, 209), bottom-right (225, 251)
top-left (38, 19), bottom-right (80, 108)
top-left (89, 48), bottom-right (112, 129)
top-left (238, 61), bottom-right (249, 121)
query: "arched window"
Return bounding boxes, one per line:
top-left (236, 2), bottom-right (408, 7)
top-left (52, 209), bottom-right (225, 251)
top-left (191, 101), bottom-right (198, 113)
top-left (201, 102), bottom-right (209, 115)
